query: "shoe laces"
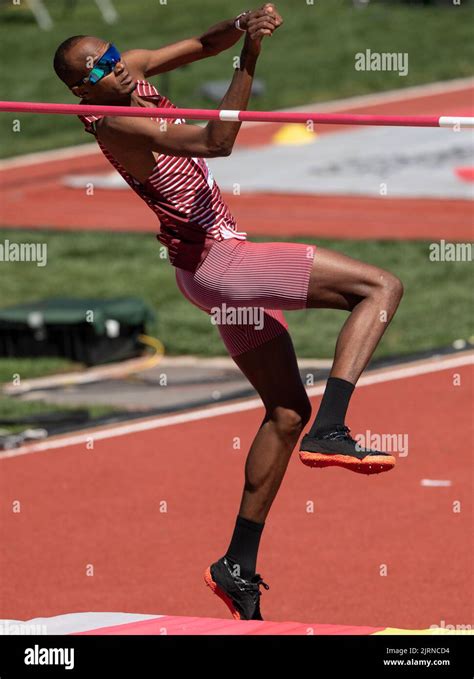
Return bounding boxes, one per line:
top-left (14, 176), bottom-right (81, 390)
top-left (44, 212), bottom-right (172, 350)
top-left (322, 425), bottom-right (355, 442)
top-left (237, 573), bottom-right (270, 596)
top-left (250, 575), bottom-right (270, 592)
top-left (222, 559), bottom-right (270, 596)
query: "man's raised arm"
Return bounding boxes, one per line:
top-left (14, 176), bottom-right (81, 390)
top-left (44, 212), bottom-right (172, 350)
top-left (124, 4), bottom-right (282, 78)
top-left (99, 27), bottom-right (271, 160)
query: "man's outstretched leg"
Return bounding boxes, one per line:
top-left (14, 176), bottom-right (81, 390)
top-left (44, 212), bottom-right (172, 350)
top-left (300, 246), bottom-right (404, 474)
top-left (205, 331), bottom-right (311, 620)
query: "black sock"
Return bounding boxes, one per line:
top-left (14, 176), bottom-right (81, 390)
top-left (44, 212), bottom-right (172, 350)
top-left (308, 377), bottom-right (355, 436)
top-left (224, 515), bottom-right (264, 579)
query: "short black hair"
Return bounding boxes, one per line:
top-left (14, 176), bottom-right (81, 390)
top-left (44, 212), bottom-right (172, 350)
top-left (53, 35), bottom-right (87, 82)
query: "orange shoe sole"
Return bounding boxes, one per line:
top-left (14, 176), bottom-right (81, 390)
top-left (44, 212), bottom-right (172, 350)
top-left (299, 451), bottom-right (396, 475)
top-left (204, 566), bottom-right (241, 620)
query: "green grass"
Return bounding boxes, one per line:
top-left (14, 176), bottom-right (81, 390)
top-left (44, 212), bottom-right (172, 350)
top-left (1, 0), bottom-right (473, 157)
top-left (1, 228), bottom-right (472, 430)
top-left (0, 228), bottom-right (472, 369)
top-left (0, 396), bottom-right (117, 434)
top-left (0, 356), bottom-right (78, 385)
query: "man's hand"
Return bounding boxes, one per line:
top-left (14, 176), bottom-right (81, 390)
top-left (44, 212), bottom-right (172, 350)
top-left (243, 4), bottom-right (283, 41)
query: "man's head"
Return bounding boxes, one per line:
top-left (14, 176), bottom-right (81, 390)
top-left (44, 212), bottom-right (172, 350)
top-left (53, 35), bottom-right (136, 103)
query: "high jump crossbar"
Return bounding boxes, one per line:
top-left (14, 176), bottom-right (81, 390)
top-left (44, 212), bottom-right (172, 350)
top-left (0, 101), bottom-right (473, 128)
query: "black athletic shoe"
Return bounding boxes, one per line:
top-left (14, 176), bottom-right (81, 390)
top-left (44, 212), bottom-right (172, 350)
top-left (204, 556), bottom-right (269, 620)
top-left (299, 424), bottom-right (396, 475)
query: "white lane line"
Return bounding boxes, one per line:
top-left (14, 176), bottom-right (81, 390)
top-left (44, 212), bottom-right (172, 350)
top-left (1, 352), bottom-right (472, 460)
top-left (355, 353), bottom-right (472, 387)
top-left (420, 479), bottom-right (452, 487)
top-left (222, 77), bottom-right (474, 128)
top-left (0, 143), bottom-right (98, 170)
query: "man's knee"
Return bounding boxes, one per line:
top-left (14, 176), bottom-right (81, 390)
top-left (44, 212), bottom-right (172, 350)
top-left (376, 270), bottom-right (404, 306)
top-left (268, 400), bottom-right (312, 437)
top-left (367, 268), bottom-right (404, 304)
top-left (387, 273), bottom-right (404, 303)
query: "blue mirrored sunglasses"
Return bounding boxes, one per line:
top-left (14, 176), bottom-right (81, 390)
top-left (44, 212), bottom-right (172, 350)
top-left (74, 43), bottom-right (121, 87)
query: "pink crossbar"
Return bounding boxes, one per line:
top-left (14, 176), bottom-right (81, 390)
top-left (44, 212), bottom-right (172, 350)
top-left (0, 101), bottom-right (473, 128)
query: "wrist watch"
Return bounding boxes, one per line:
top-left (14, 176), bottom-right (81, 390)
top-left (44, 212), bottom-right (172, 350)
top-left (234, 10), bottom-right (251, 32)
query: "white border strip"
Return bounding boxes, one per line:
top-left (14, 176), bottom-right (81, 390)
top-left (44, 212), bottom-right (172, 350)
top-left (2, 353), bottom-right (472, 460)
top-left (0, 612), bottom-right (161, 635)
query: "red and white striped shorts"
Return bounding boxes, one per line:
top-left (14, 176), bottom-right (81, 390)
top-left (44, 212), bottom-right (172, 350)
top-left (175, 238), bottom-right (316, 357)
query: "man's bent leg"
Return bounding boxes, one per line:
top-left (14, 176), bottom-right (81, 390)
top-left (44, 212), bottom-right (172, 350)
top-left (300, 246), bottom-right (403, 473)
top-left (306, 246), bottom-right (404, 384)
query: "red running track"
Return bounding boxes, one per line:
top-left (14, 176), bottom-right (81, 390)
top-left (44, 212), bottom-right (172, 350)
top-left (0, 358), bottom-right (472, 629)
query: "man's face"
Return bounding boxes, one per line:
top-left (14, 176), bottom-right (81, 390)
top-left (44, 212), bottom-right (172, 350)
top-left (65, 38), bottom-right (136, 102)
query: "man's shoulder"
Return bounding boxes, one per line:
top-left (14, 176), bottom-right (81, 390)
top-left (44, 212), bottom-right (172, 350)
top-left (96, 113), bottom-right (150, 149)
top-left (94, 116), bottom-right (125, 146)
top-left (121, 49), bottom-right (146, 80)
top-left (98, 115), bottom-right (127, 135)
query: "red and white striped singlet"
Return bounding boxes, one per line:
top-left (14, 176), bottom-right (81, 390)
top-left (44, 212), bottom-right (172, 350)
top-left (78, 80), bottom-right (246, 271)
